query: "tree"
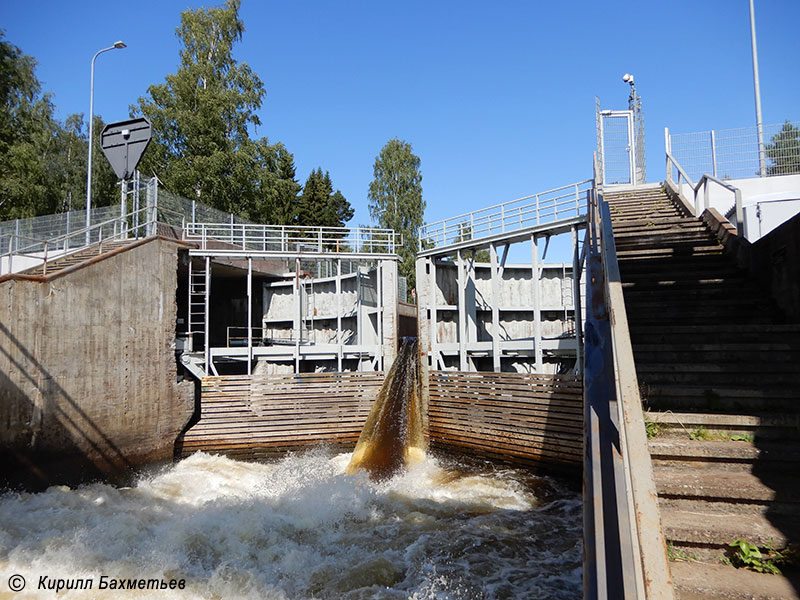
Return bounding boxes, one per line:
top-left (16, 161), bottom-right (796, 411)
top-left (766, 121), bottom-right (800, 176)
top-left (367, 138), bottom-right (424, 296)
top-left (132, 0), bottom-right (278, 219)
top-left (0, 33), bottom-right (119, 221)
top-left (296, 168), bottom-right (353, 229)
top-left (0, 33), bottom-right (60, 220)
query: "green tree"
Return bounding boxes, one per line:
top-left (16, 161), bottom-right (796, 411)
top-left (367, 138), bottom-right (425, 296)
top-left (0, 33), bottom-right (61, 219)
top-left (766, 121), bottom-right (800, 175)
top-left (269, 143), bottom-right (301, 225)
top-left (132, 0), bottom-right (278, 219)
top-left (454, 222), bottom-right (490, 263)
top-left (296, 168), bottom-right (353, 228)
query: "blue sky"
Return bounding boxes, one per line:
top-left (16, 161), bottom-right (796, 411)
top-left (2, 0), bottom-right (799, 234)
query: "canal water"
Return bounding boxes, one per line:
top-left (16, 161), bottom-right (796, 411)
top-left (0, 449), bottom-right (581, 599)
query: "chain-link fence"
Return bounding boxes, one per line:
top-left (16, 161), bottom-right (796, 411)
top-left (0, 175), bottom-right (252, 255)
top-left (669, 121), bottom-right (800, 182)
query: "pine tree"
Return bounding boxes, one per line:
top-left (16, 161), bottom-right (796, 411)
top-left (297, 168), bottom-right (352, 228)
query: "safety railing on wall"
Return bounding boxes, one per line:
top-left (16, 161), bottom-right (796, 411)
top-left (183, 222), bottom-right (402, 255)
top-left (665, 148), bottom-right (745, 237)
top-left (667, 120), bottom-right (800, 181)
top-left (583, 154), bottom-right (673, 599)
top-left (0, 206), bottom-right (175, 276)
top-left (418, 180), bottom-right (592, 251)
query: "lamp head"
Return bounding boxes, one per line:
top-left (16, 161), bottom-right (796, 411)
top-left (113, 41), bottom-right (127, 49)
top-left (622, 73), bottom-right (634, 85)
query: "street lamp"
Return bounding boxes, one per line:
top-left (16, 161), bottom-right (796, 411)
top-left (749, 0), bottom-right (766, 177)
top-left (85, 41), bottom-right (126, 243)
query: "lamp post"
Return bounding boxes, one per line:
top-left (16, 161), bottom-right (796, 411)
top-left (85, 41), bottom-right (126, 244)
top-left (749, 0), bottom-right (766, 177)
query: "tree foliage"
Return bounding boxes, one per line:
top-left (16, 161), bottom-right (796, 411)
top-left (367, 138), bottom-right (424, 295)
top-left (296, 168), bottom-right (353, 228)
top-left (131, 0), bottom-right (296, 222)
top-left (766, 121), bottom-right (800, 176)
top-left (0, 33), bottom-right (116, 221)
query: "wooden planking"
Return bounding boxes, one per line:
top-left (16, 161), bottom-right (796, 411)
top-left (178, 369), bottom-right (584, 470)
top-left (179, 371), bottom-right (385, 457)
top-left (428, 370), bottom-right (583, 466)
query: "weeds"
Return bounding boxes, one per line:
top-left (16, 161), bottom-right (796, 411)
top-left (689, 426), bottom-right (714, 441)
top-left (728, 540), bottom-right (797, 575)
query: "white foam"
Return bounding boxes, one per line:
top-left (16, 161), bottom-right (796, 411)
top-left (0, 450), bottom-right (581, 599)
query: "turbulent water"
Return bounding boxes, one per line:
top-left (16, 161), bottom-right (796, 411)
top-left (348, 339), bottom-right (426, 480)
top-left (0, 450), bottom-right (581, 599)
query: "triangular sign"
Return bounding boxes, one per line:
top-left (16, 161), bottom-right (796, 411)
top-left (100, 117), bottom-right (152, 180)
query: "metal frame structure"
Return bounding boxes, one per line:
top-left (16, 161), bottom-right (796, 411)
top-left (182, 221), bottom-right (401, 377)
top-left (416, 182), bottom-right (589, 375)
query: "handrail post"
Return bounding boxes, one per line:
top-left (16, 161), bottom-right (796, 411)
top-left (710, 130), bottom-right (718, 178)
top-left (664, 127), bottom-right (672, 183)
top-left (735, 189), bottom-right (745, 238)
top-left (43, 241), bottom-right (48, 276)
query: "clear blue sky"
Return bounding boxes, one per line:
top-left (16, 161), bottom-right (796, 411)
top-left (2, 0), bottom-right (798, 232)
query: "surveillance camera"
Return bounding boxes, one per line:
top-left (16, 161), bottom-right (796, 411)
top-left (622, 73), bottom-right (634, 84)
top-left (122, 129), bottom-right (131, 139)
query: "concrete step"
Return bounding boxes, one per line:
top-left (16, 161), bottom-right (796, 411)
top-left (663, 508), bottom-right (799, 552)
top-left (649, 439), bottom-right (800, 472)
top-left (654, 467), bottom-right (800, 504)
top-left (612, 214), bottom-right (700, 225)
top-left (24, 240), bottom-right (134, 276)
top-left (630, 324), bottom-right (800, 344)
top-left (637, 368), bottom-right (800, 388)
top-left (671, 561), bottom-right (800, 600)
top-left (616, 245), bottom-right (725, 259)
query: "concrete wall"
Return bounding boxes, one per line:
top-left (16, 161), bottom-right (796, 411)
top-left (0, 238), bottom-right (194, 488)
top-left (678, 173), bottom-right (800, 242)
top-left (749, 211), bottom-right (800, 321)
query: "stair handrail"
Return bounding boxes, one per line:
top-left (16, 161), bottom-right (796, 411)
top-left (695, 174), bottom-right (745, 238)
top-left (665, 145), bottom-right (745, 238)
top-left (583, 153), bottom-right (674, 600)
top-left (1, 206), bottom-right (159, 276)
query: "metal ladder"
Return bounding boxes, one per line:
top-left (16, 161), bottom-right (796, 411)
top-left (188, 259), bottom-right (208, 347)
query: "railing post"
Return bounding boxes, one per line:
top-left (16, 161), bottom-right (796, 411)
top-left (664, 127), bottom-right (672, 183)
top-left (501, 205), bottom-right (505, 233)
top-left (735, 189), bottom-right (745, 238)
top-left (536, 194), bottom-right (541, 224)
top-left (574, 183), bottom-right (580, 216)
top-left (710, 130), bottom-right (718, 178)
top-left (43, 241), bottom-right (48, 276)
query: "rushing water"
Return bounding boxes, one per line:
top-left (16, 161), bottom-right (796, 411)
top-left (0, 450), bottom-right (582, 599)
top-left (348, 339), bottom-right (426, 480)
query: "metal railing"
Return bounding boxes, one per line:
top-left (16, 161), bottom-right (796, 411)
top-left (0, 206), bottom-right (174, 276)
top-left (583, 153), bottom-right (673, 600)
top-left (667, 121), bottom-right (800, 181)
top-left (418, 180), bottom-right (592, 251)
top-left (665, 149), bottom-right (745, 237)
top-left (184, 222), bottom-right (402, 255)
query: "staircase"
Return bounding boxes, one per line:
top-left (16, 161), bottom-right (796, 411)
top-left (21, 240), bottom-right (135, 277)
top-left (605, 186), bottom-right (800, 599)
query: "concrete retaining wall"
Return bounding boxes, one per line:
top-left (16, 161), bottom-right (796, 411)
top-left (0, 238), bottom-right (194, 488)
